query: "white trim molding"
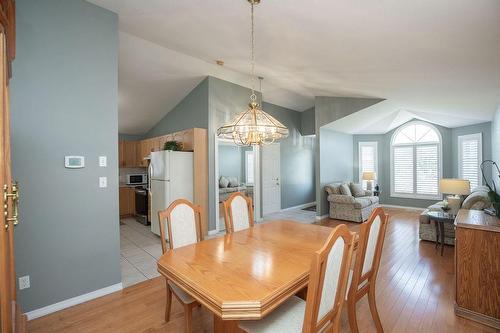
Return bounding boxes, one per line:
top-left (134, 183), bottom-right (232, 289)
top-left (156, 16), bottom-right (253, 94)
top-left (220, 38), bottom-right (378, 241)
top-left (381, 204), bottom-right (425, 211)
top-left (315, 214), bottom-right (329, 220)
top-left (280, 202), bottom-right (316, 212)
top-left (26, 282), bottom-right (123, 320)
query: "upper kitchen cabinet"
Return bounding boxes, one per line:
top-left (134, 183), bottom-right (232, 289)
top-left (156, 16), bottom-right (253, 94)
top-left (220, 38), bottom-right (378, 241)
top-left (119, 140), bottom-right (139, 167)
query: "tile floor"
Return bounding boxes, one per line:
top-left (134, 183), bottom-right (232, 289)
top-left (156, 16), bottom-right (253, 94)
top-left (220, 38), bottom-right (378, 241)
top-left (120, 206), bottom-right (317, 287)
top-left (120, 217), bottom-right (162, 287)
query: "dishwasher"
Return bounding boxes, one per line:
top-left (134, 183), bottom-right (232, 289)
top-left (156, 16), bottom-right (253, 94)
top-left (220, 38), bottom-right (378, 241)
top-left (134, 187), bottom-right (149, 225)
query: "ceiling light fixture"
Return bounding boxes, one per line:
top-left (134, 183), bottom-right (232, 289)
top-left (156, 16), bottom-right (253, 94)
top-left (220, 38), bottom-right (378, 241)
top-left (216, 0), bottom-right (289, 146)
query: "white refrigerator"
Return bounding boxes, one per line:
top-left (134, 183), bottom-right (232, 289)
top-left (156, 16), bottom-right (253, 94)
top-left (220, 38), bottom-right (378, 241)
top-left (149, 150), bottom-right (194, 237)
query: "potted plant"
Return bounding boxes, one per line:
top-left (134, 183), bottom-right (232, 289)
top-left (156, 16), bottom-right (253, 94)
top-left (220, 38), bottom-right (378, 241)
top-left (480, 160), bottom-right (500, 218)
top-left (164, 140), bottom-right (182, 151)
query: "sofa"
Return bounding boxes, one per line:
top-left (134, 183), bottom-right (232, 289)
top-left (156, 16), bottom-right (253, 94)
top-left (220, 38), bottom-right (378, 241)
top-left (419, 186), bottom-right (492, 245)
top-left (325, 182), bottom-right (380, 222)
top-left (219, 176), bottom-right (247, 202)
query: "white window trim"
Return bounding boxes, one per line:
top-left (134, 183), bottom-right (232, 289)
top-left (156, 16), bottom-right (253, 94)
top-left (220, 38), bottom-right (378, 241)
top-left (358, 141), bottom-right (378, 188)
top-left (458, 133), bottom-right (482, 189)
top-left (390, 121), bottom-right (443, 200)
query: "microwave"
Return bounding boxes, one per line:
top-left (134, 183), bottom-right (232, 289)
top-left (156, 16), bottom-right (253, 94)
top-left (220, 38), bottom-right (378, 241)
top-left (126, 174), bottom-right (147, 185)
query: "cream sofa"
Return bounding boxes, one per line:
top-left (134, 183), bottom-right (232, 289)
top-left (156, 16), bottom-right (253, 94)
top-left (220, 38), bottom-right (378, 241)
top-left (419, 186), bottom-right (492, 245)
top-left (325, 182), bottom-right (380, 222)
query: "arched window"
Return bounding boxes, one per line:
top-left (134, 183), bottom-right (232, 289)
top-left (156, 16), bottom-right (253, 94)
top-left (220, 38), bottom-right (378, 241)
top-left (391, 121), bottom-right (442, 199)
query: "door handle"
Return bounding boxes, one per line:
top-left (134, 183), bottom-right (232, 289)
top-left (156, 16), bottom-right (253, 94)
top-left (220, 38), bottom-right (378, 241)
top-left (3, 181), bottom-right (19, 229)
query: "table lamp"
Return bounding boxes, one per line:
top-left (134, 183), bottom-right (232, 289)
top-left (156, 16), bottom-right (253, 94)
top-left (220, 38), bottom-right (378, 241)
top-left (439, 179), bottom-right (470, 215)
top-left (362, 171), bottom-right (376, 191)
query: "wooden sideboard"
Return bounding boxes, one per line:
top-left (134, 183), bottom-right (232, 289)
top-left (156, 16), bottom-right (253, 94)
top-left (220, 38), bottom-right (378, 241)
top-left (454, 209), bottom-right (500, 329)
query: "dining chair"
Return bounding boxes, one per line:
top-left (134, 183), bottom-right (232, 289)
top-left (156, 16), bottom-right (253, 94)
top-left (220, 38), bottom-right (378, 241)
top-left (239, 224), bottom-right (355, 333)
top-left (346, 207), bottom-right (389, 333)
top-left (222, 192), bottom-right (254, 233)
top-left (158, 199), bottom-right (203, 333)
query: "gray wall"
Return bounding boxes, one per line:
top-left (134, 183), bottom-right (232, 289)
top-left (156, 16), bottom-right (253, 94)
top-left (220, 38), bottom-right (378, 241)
top-left (218, 145), bottom-right (245, 182)
top-left (353, 120), bottom-right (492, 208)
top-left (492, 106), bottom-right (500, 191)
top-left (145, 77), bottom-right (209, 138)
top-left (319, 129), bottom-right (353, 215)
top-left (300, 107), bottom-right (315, 136)
top-left (11, 0), bottom-right (120, 312)
top-left (314, 96), bottom-right (383, 216)
top-left (451, 122), bottom-right (492, 179)
top-left (262, 102), bottom-right (316, 209)
top-left (119, 133), bottom-right (144, 141)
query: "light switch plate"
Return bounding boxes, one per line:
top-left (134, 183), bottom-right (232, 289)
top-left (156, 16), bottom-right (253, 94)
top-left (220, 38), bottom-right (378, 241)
top-left (99, 156), bottom-right (107, 167)
top-left (99, 177), bottom-right (107, 188)
top-left (19, 275), bottom-right (30, 290)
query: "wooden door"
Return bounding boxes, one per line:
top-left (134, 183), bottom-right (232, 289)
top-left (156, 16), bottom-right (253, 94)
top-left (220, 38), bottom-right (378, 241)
top-left (0, 1), bottom-right (25, 331)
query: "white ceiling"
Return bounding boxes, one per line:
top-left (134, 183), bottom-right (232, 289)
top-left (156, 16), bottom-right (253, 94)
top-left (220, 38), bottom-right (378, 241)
top-left (88, 0), bottom-right (500, 135)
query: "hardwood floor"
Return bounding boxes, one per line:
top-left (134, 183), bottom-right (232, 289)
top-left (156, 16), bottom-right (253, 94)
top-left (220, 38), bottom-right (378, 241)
top-left (28, 208), bottom-right (498, 333)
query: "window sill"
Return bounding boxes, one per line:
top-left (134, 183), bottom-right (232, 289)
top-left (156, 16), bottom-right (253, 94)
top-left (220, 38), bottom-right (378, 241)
top-left (390, 193), bottom-right (441, 201)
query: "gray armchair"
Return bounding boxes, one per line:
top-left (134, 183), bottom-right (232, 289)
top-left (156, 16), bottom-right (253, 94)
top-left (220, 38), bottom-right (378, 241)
top-left (325, 182), bottom-right (380, 222)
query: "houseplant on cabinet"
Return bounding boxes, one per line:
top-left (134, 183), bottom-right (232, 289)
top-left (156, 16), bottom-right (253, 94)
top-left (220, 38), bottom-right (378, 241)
top-left (164, 140), bottom-right (182, 151)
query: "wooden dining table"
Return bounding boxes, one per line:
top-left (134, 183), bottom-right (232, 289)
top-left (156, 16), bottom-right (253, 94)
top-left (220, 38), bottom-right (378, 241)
top-left (157, 220), bottom-right (336, 332)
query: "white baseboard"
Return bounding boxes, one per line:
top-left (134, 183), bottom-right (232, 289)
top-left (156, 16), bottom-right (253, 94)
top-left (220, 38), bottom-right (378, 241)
top-left (315, 214), bottom-right (329, 220)
top-left (208, 229), bottom-right (218, 236)
top-left (380, 204), bottom-right (425, 211)
top-left (281, 202), bottom-right (316, 212)
top-left (26, 282), bottom-right (123, 320)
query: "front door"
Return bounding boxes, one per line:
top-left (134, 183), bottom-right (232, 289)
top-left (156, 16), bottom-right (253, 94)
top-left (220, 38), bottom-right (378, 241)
top-left (262, 143), bottom-right (281, 215)
top-left (0, 1), bottom-right (25, 331)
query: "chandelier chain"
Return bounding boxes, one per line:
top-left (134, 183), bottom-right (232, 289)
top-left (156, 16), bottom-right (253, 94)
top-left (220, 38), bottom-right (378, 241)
top-left (250, 1), bottom-right (256, 100)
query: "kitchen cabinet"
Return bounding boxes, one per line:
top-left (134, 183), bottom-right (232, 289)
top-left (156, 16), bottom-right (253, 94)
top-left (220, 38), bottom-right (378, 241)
top-left (119, 187), bottom-right (136, 217)
top-left (119, 141), bottom-right (138, 167)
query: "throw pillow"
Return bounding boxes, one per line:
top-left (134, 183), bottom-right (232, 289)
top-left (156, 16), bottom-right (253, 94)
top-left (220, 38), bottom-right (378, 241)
top-left (219, 176), bottom-right (229, 188)
top-left (350, 183), bottom-right (365, 197)
top-left (325, 183), bottom-right (341, 195)
top-left (228, 177), bottom-right (239, 188)
top-left (339, 183), bottom-right (352, 196)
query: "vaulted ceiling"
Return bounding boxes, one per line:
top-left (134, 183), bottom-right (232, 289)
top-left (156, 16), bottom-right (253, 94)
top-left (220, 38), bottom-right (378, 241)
top-left (88, 0), bottom-right (500, 135)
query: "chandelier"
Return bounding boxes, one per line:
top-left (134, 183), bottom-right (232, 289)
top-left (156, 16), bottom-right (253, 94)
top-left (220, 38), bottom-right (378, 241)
top-left (217, 0), bottom-right (289, 146)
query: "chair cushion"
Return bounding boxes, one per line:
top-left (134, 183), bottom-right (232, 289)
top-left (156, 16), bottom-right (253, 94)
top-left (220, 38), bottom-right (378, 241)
top-left (350, 183), bottom-right (365, 197)
top-left (353, 197), bottom-right (373, 209)
top-left (238, 296), bottom-right (305, 333)
top-left (339, 183), bottom-right (352, 196)
top-left (327, 194), bottom-right (355, 204)
top-left (219, 176), bottom-right (229, 188)
top-left (168, 281), bottom-right (195, 304)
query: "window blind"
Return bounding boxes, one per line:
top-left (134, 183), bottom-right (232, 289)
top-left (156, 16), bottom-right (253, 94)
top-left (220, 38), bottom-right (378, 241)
top-left (359, 142), bottom-right (377, 189)
top-left (393, 146), bottom-right (414, 194)
top-left (459, 134), bottom-right (481, 190)
top-left (416, 145), bottom-right (439, 195)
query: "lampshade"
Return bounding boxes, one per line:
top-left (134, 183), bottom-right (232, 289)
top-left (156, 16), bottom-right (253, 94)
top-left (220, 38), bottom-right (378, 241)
top-left (362, 171), bottom-right (376, 181)
top-left (439, 179), bottom-right (470, 195)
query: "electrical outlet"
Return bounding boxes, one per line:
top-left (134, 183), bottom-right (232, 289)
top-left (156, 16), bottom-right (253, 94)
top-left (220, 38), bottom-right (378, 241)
top-left (99, 177), bottom-right (107, 188)
top-left (19, 275), bottom-right (30, 290)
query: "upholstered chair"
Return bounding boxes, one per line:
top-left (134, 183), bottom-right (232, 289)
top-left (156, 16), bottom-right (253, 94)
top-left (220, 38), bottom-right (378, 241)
top-left (347, 207), bottom-right (389, 333)
top-left (239, 224), bottom-right (355, 333)
top-left (222, 192), bottom-right (254, 233)
top-left (158, 199), bottom-right (203, 333)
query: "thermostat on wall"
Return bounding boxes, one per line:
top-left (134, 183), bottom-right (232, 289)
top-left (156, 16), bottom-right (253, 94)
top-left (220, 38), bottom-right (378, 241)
top-left (65, 156), bottom-right (85, 169)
